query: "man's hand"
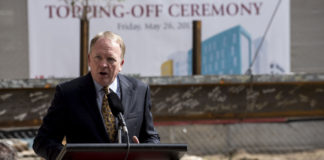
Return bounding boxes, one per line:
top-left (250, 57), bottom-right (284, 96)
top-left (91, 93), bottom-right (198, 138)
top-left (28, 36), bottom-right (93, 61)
top-left (132, 136), bottom-right (140, 144)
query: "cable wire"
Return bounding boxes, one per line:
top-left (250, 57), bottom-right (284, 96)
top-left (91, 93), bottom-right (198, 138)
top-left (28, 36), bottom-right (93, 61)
top-left (245, 0), bottom-right (283, 75)
top-left (124, 132), bottom-right (130, 160)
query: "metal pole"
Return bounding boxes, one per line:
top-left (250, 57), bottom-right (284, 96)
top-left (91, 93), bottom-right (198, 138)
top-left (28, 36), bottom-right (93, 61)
top-left (80, 1), bottom-right (89, 76)
top-left (118, 127), bottom-right (122, 143)
top-left (192, 20), bottom-right (202, 75)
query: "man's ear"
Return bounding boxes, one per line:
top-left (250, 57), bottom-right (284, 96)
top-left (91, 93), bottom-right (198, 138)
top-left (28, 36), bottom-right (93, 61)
top-left (88, 54), bottom-right (91, 66)
top-left (119, 59), bottom-right (125, 72)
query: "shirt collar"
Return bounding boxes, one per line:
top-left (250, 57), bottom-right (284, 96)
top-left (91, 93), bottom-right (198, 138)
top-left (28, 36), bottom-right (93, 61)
top-left (93, 77), bottom-right (119, 94)
top-left (110, 77), bottom-right (118, 93)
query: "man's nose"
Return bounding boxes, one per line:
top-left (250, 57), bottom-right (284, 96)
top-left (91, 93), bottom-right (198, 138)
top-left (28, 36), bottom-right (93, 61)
top-left (100, 61), bottom-right (108, 67)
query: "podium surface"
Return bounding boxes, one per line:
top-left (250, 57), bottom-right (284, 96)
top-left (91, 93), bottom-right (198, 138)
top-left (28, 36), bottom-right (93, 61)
top-left (56, 143), bottom-right (187, 160)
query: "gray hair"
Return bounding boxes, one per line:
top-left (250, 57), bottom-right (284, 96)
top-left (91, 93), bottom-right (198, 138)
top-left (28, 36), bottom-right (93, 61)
top-left (89, 31), bottom-right (125, 59)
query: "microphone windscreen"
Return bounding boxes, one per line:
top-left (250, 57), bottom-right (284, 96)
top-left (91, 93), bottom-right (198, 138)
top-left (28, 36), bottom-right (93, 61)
top-left (107, 90), bottom-right (124, 116)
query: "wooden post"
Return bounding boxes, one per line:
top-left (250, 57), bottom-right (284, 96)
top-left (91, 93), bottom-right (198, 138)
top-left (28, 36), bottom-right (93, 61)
top-left (192, 20), bottom-right (202, 75)
top-left (80, 2), bottom-right (89, 76)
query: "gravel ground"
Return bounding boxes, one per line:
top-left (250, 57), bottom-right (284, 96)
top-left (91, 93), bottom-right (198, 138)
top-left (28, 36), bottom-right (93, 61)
top-left (181, 149), bottom-right (324, 160)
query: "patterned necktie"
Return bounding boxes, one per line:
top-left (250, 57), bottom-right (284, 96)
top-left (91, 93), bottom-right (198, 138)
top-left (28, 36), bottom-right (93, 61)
top-left (101, 87), bottom-right (116, 142)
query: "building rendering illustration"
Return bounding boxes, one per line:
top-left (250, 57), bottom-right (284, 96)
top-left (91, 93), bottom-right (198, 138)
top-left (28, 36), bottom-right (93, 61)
top-left (161, 25), bottom-right (252, 76)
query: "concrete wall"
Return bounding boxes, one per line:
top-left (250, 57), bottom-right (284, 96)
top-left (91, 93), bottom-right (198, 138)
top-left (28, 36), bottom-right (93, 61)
top-left (291, 0), bottom-right (324, 73)
top-left (0, 1), bottom-right (29, 79)
top-left (0, 0), bottom-right (323, 79)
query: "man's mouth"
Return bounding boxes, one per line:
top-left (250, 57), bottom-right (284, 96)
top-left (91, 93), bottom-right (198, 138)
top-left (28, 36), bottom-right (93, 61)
top-left (99, 72), bottom-right (108, 75)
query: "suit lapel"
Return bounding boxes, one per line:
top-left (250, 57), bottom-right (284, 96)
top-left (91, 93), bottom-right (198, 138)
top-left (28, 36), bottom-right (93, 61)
top-left (79, 73), bottom-right (107, 134)
top-left (118, 74), bottom-right (134, 118)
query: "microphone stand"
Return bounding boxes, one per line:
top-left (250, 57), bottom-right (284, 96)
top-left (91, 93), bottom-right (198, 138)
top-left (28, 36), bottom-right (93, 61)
top-left (118, 126), bottom-right (122, 144)
top-left (117, 116), bottom-right (130, 160)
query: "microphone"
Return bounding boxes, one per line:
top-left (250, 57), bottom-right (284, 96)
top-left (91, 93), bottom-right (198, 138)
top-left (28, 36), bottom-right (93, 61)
top-left (107, 90), bottom-right (128, 133)
top-left (108, 89), bottom-right (131, 160)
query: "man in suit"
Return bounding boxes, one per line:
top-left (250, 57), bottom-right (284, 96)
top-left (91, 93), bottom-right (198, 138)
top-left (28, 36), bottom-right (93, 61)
top-left (33, 31), bottom-right (160, 160)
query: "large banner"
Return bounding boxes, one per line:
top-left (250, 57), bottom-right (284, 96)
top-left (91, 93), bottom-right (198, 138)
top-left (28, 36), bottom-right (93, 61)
top-left (28, 0), bottom-right (290, 78)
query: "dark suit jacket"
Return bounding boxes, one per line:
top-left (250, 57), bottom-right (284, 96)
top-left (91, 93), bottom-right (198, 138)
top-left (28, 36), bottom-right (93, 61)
top-left (33, 73), bottom-right (160, 160)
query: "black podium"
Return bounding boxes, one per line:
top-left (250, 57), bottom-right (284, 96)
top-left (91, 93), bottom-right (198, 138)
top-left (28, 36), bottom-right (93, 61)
top-left (56, 143), bottom-right (187, 160)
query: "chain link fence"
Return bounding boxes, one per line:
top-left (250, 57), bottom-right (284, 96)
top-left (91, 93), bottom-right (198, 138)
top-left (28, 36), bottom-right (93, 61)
top-left (155, 119), bottom-right (324, 159)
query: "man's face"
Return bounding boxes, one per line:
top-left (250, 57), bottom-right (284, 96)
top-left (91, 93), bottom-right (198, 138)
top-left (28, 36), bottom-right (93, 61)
top-left (88, 37), bottom-right (124, 87)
